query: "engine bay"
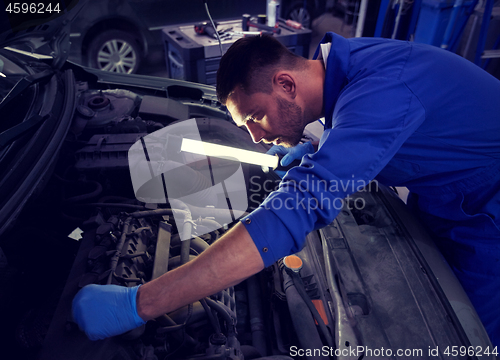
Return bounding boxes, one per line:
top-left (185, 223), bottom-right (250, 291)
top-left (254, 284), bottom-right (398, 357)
top-left (0, 72), bottom-right (315, 360)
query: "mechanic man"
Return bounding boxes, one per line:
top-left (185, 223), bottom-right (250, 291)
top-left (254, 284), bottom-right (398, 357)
top-left (73, 33), bottom-right (500, 346)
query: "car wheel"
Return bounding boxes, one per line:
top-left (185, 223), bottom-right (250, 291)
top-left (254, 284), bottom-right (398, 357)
top-left (88, 30), bottom-right (142, 74)
top-left (283, 0), bottom-right (314, 29)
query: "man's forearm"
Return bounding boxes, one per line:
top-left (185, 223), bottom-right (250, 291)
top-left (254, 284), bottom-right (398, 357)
top-left (136, 222), bottom-right (264, 320)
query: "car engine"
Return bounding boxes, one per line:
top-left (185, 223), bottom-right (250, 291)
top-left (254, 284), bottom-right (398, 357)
top-left (2, 74), bottom-right (313, 360)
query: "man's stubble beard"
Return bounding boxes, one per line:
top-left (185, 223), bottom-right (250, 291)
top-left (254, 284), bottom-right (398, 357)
top-left (273, 95), bottom-right (306, 148)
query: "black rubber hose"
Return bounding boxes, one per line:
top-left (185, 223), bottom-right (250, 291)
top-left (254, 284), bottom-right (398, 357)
top-left (157, 308), bottom-right (195, 334)
top-left (204, 297), bottom-right (236, 336)
top-left (288, 270), bottom-right (335, 348)
top-left (164, 199), bottom-right (194, 266)
top-left (212, 288), bottom-right (236, 311)
top-left (246, 275), bottom-right (267, 357)
top-left (62, 180), bottom-right (103, 204)
top-left (156, 314), bottom-right (199, 348)
top-left (74, 203), bottom-right (146, 210)
top-left (130, 208), bottom-right (178, 218)
top-left (282, 270), bottom-right (324, 359)
top-left (200, 298), bottom-right (222, 334)
top-left (171, 236), bottom-right (209, 255)
top-left (167, 255), bottom-right (197, 270)
top-left (180, 231), bottom-right (191, 266)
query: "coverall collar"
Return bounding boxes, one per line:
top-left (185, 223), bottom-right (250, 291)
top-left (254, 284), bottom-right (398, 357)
top-left (312, 32), bottom-right (350, 129)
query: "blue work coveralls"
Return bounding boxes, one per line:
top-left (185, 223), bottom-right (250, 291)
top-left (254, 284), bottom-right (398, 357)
top-left (241, 33), bottom-right (500, 346)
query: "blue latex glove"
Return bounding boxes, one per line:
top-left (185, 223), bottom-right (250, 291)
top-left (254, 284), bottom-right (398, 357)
top-left (72, 284), bottom-right (146, 341)
top-left (266, 142), bottom-right (315, 177)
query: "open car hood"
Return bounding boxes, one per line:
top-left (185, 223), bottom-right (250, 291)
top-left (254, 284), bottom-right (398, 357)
top-left (0, 0), bottom-right (86, 68)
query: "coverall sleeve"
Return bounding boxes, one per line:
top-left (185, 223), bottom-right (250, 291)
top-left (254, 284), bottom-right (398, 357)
top-left (242, 77), bottom-right (427, 267)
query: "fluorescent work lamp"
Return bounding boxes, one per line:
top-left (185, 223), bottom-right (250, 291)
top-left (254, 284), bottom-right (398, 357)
top-left (180, 138), bottom-right (279, 169)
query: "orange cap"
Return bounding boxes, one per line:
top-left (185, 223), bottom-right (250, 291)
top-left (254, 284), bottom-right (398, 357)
top-left (283, 255), bottom-right (303, 272)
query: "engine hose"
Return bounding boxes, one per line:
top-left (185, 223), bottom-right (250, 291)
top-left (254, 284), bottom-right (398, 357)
top-left (174, 234), bottom-right (221, 334)
top-left (156, 313), bottom-right (199, 348)
top-left (130, 205), bottom-right (192, 265)
top-left (221, 289), bottom-right (236, 310)
top-left (75, 203), bottom-right (146, 210)
top-left (156, 304), bottom-right (194, 334)
top-left (62, 180), bottom-right (103, 204)
top-left (130, 208), bottom-right (182, 218)
top-left (195, 218), bottom-right (223, 233)
top-left (197, 218), bottom-right (223, 229)
top-left (130, 201), bottom-right (193, 266)
top-left (200, 298), bottom-right (222, 334)
top-left (97, 195), bottom-right (136, 203)
top-left (204, 297), bottom-right (237, 336)
top-left (288, 269), bottom-right (335, 348)
top-left (167, 301), bottom-right (206, 326)
top-left (129, 206), bottom-right (241, 223)
top-left (246, 275), bottom-right (267, 357)
top-left (168, 255), bottom-right (197, 270)
top-left (282, 270), bottom-right (324, 359)
top-left (180, 237), bottom-right (191, 265)
top-left (169, 200), bottom-right (193, 265)
top-left (171, 236), bottom-right (209, 255)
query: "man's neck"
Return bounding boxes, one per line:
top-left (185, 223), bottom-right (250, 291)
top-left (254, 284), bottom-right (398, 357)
top-left (301, 59), bottom-right (326, 123)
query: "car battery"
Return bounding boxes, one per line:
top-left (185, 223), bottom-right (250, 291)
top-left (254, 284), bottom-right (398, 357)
top-left (162, 18), bottom-right (312, 86)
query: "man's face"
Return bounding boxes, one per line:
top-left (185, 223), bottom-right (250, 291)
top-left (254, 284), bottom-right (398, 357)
top-left (226, 87), bottom-right (305, 148)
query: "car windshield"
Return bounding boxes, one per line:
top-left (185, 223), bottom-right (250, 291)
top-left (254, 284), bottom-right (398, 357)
top-left (0, 51), bottom-right (36, 135)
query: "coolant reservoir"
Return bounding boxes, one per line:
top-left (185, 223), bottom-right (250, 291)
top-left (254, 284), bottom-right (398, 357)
top-left (283, 255), bottom-right (303, 272)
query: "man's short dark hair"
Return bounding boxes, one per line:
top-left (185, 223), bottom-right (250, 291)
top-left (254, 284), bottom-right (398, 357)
top-left (216, 34), bottom-right (305, 105)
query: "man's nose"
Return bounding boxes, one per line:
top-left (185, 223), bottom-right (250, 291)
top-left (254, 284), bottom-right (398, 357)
top-left (245, 122), bottom-right (266, 143)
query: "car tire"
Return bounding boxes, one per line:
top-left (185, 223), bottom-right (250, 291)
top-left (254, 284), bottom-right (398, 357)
top-left (87, 30), bottom-right (142, 74)
top-left (283, 0), bottom-right (314, 29)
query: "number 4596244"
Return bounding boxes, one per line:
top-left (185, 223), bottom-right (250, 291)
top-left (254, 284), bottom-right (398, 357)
top-left (444, 346), bottom-right (498, 357)
top-left (5, 3), bottom-right (61, 14)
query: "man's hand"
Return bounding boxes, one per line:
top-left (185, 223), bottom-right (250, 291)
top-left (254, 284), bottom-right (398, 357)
top-left (267, 142), bottom-right (315, 177)
top-left (72, 284), bottom-right (146, 340)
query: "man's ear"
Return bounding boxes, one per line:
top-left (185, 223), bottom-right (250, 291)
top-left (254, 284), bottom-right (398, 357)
top-left (273, 72), bottom-right (296, 99)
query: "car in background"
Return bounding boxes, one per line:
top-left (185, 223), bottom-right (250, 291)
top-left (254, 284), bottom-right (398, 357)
top-left (68, 0), bottom-right (326, 74)
top-left (283, 0), bottom-right (327, 30)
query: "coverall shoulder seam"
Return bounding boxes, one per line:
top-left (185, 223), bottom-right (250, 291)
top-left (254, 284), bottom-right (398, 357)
top-left (397, 41), bottom-right (413, 81)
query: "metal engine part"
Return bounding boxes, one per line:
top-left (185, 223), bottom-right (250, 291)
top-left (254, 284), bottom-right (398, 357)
top-left (42, 201), bottom-right (248, 360)
top-left (74, 89), bottom-right (140, 128)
